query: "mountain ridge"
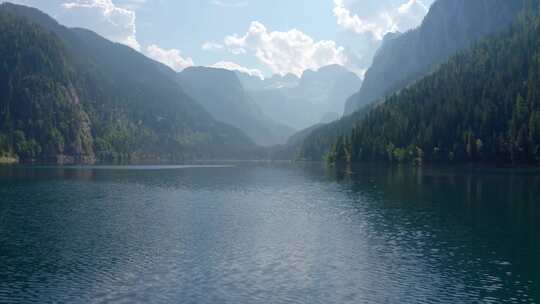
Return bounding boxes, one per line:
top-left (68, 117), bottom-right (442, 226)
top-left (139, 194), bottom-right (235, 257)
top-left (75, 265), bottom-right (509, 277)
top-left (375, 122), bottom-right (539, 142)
top-left (0, 3), bottom-right (256, 163)
top-left (177, 66), bottom-right (295, 146)
top-left (327, 4), bottom-right (540, 164)
top-left (344, 0), bottom-right (528, 115)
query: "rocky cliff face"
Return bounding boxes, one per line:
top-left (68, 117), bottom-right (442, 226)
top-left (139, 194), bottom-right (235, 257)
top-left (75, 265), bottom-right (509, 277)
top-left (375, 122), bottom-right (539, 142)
top-left (344, 0), bottom-right (527, 115)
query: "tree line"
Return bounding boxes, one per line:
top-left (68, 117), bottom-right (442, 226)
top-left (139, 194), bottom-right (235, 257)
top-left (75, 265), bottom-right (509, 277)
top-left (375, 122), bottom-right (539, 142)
top-left (325, 8), bottom-right (540, 165)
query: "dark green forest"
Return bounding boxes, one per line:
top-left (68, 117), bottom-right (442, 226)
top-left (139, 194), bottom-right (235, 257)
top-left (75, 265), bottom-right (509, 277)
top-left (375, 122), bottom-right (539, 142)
top-left (322, 8), bottom-right (540, 165)
top-left (0, 9), bottom-right (93, 162)
top-left (0, 4), bottom-right (255, 163)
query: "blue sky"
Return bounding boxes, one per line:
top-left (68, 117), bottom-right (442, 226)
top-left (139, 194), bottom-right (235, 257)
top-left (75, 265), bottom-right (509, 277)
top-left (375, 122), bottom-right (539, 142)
top-left (3, 0), bottom-right (434, 78)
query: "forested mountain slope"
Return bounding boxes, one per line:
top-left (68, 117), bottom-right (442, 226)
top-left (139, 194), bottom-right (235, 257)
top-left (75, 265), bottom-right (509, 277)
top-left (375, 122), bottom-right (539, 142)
top-left (0, 3), bottom-right (255, 163)
top-left (327, 8), bottom-right (540, 164)
top-left (297, 105), bottom-right (374, 161)
top-left (299, 0), bottom-right (531, 161)
top-left (0, 7), bottom-right (93, 162)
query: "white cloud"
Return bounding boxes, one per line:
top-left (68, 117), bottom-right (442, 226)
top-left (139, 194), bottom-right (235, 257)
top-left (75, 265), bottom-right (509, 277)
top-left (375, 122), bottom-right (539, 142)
top-left (61, 0), bottom-right (140, 50)
top-left (395, 0), bottom-right (428, 31)
top-left (221, 21), bottom-right (347, 77)
top-left (7, 0), bottom-right (198, 72)
top-left (333, 0), bottom-right (391, 40)
top-left (146, 44), bottom-right (194, 72)
top-left (210, 61), bottom-right (264, 79)
top-left (202, 42), bottom-right (224, 51)
top-left (118, 0), bottom-right (148, 11)
top-left (333, 0), bottom-right (428, 40)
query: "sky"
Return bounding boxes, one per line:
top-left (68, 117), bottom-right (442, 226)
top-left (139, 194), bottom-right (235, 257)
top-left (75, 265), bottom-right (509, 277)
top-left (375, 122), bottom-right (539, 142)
top-left (2, 0), bottom-right (435, 78)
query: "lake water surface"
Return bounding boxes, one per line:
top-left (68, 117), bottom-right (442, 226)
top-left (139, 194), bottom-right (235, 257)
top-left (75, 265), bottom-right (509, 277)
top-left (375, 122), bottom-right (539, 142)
top-left (0, 164), bottom-right (539, 303)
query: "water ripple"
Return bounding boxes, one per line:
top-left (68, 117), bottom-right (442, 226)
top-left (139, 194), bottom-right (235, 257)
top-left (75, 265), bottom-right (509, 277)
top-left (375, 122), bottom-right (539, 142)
top-left (0, 164), bottom-right (538, 303)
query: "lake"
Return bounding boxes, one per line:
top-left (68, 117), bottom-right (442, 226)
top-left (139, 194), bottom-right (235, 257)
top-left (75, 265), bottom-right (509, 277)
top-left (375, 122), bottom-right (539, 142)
top-left (0, 164), bottom-right (539, 303)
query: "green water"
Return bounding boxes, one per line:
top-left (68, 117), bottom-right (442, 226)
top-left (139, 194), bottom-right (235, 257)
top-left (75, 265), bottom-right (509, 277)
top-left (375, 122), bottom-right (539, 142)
top-left (0, 164), bottom-right (538, 303)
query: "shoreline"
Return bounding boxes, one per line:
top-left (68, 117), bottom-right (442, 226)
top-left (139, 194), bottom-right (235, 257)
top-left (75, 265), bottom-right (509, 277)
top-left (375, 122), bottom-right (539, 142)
top-left (0, 156), bottom-right (18, 165)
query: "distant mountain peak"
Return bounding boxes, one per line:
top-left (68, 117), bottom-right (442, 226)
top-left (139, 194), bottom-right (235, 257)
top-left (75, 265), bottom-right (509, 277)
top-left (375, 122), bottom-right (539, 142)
top-left (179, 66), bottom-right (244, 95)
top-left (184, 65), bottom-right (235, 74)
top-left (176, 65), bottom-right (295, 146)
top-left (269, 73), bottom-right (300, 83)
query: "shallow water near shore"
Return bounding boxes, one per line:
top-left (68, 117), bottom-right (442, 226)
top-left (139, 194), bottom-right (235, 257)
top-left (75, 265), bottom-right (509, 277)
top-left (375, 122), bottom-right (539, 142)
top-left (0, 163), bottom-right (539, 303)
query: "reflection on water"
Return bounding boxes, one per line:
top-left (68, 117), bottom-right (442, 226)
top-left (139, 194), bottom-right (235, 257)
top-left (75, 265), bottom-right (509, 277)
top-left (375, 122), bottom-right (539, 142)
top-left (0, 164), bottom-right (538, 303)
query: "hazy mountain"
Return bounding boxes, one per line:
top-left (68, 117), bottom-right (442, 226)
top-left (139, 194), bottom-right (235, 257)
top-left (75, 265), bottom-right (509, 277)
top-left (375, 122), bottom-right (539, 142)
top-left (259, 123), bottom-right (328, 162)
top-left (0, 3), bottom-right (255, 163)
top-left (320, 112), bottom-right (340, 124)
top-left (240, 65), bottom-right (362, 130)
top-left (238, 73), bottom-right (300, 91)
top-left (296, 65), bottom-right (361, 111)
top-left (344, 0), bottom-right (528, 115)
top-left (177, 67), bottom-right (295, 146)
